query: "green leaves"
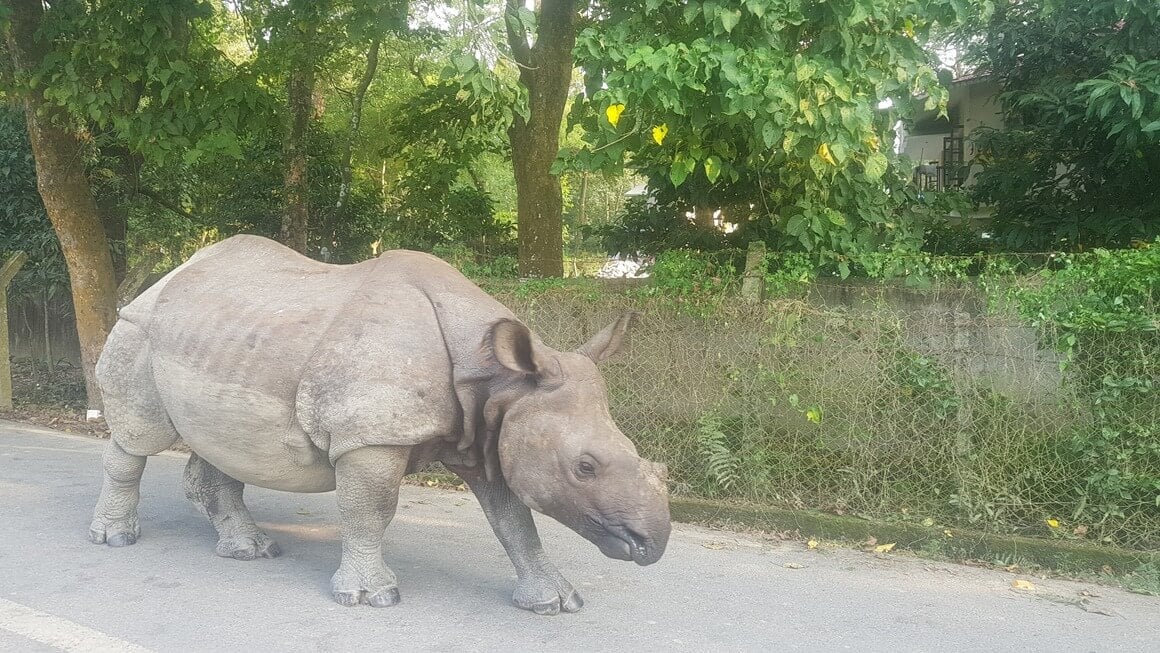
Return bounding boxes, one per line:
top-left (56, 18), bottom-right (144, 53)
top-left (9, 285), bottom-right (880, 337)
top-left (718, 8), bottom-right (742, 33)
top-left (22, 1), bottom-right (271, 167)
top-left (704, 155), bottom-right (722, 183)
top-left (570, 0), bottom-right (960, 255)
top-left (670, 152), bottom-right (696, 186)
top-left (863, 152), bottom-right (888, 181)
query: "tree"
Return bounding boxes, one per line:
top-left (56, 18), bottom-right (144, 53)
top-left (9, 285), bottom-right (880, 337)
top-left (3, 0), bottom-right (117, 410)
top-left (276, 0), bottom-right (324, 253)
top-left (3, 0), bottom-right (270, 407)
top-left (956, 0), bottom-right (1160, 250)
top-left (569, 0), bottom-right (969, 259)
top-left (504, 0), bottom-right (576, 277)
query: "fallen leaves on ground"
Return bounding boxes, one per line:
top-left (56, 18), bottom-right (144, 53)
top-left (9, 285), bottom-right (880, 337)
top-left (783, 562), bottom-right (806, 569)
top-left (873, 542), bottom-right (897, 554)
top-left (1011, 579), bottom-right (1036, 591)
top-left (701, 541), bottom-right (727, 550)
top-left (807, 539), bottom-right (818, 550)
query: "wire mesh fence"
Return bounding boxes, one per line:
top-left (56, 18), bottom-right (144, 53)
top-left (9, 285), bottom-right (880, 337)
top-left (479, 271), bottom-right (1160, 552)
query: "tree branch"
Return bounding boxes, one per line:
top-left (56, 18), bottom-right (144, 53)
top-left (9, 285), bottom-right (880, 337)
top-left (333, 37), bottom-right (381, 222)
top-left (137, 187), bottom-right (195, 222)
top-left (504, 0), bottom-right (533, 68)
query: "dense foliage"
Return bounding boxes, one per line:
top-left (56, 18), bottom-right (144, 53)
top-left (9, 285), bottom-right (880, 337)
top-left (0, 107), bottom-right (67, 301)
top-left (569, 0), bottom-right (971, 257)
top-left (961, 0), bottom-right (1160, 250)
top-left (2, 1), bottom-right (525, 272)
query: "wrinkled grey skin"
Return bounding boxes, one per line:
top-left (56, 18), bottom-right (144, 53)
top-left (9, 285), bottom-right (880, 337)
top-left (89, 235), bottom-right (670, 614)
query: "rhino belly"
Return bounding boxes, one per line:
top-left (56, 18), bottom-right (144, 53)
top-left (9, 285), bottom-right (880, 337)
top-left (153, 356), bottom-right (336, 492)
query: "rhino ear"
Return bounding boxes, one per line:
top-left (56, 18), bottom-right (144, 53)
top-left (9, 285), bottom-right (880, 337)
top-left (488, 319), bottom-right (543, 375)
top-left (577, 311), bottom-right (640, 363)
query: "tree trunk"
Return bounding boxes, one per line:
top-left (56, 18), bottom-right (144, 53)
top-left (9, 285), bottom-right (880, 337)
top-left (6, 0), bottom-right (118, 411)
top-left (328, 37), bottom-right (381, 256)
top-left (279, 0), bottom-right (318, 254)
top-left (505, 0), bottom-right (576, 278)
top-left (95, 144), bottom-right (140, 285)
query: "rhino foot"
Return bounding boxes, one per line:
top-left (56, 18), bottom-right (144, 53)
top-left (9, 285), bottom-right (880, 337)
top-left (333, 586), bottom-right (401, 608)
top-left (215, 533), bottom-right (281, 561)
top-left (331, 565), bottom-right (401, 608)
top-left (513, 575), bottom-right (584, 615)
top-left (88, 518), bottom-right (140, 547)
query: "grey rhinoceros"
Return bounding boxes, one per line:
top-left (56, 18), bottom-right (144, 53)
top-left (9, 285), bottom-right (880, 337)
top-left (89, 235), bottom-right (670, 614)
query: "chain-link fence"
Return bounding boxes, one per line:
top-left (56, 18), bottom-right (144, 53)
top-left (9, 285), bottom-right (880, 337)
top-left (479, 271), bottom-right (1159, 552)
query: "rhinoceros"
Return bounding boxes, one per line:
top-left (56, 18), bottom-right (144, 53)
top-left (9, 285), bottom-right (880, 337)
top-left (89, 235), bottom-right (670, 614)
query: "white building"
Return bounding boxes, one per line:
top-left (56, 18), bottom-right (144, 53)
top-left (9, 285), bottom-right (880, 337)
top-left (899, 74), bottom-right (1004, 191)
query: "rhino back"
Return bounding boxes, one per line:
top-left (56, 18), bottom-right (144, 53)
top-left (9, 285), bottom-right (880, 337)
top-left (146, 236), bottom-right (367, 489)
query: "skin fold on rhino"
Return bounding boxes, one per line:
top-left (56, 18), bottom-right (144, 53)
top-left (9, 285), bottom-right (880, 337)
top-left (88, 235), bottom-right (671, 614)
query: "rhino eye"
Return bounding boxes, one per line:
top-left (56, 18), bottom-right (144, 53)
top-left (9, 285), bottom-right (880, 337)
top-left (576, 459), bottom-right (597, 479)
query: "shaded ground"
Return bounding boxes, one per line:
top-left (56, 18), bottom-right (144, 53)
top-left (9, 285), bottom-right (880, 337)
top-left (1, 421), bottom-right (1158, 652)
top-left (0, 359), bottom-right (108, 438)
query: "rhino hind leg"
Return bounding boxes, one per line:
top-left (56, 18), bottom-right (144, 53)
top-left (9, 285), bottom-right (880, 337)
top-left (88, 440), bottom-right (148, 546)
top-left (331, 445), bottom-right (410, 608)
top-left (183, 453), bottom-right (280, 560)
top-left (90, 320), bottom-right (180, 547)
top-left (446, 465), bottom-right (583, 615)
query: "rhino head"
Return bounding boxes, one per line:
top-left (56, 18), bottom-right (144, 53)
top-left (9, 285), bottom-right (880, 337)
top-left (484, 313), bottom-right (671, 566)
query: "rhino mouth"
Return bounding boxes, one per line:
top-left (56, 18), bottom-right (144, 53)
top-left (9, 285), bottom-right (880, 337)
top-left (589, 517), bottom-right (653, 566)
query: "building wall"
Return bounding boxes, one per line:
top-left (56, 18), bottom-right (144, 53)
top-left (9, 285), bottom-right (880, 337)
top-left (900, 77), bottom-right (1004, 188)
top-left (959, 79), bottom-right (1003, 185)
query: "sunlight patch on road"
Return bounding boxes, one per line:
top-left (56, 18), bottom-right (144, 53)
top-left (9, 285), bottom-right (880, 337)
top-left (393, 513), bottom-right (473, 530)
top-left (257, 521), bottom-right (340, 541)
top-left (0, 597), bottom-right (154, 653)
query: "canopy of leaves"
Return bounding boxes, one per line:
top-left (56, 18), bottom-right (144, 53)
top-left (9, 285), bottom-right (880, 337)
top-left (569, 0), bottom-right (969, 257)
top-left (960, 0), bottom-right (1160, 250)
top-left (30, 0), bottom-right (272, 165)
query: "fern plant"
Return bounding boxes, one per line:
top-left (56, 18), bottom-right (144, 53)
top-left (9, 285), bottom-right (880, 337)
top-left (697, 411), bottom-right (740, 495)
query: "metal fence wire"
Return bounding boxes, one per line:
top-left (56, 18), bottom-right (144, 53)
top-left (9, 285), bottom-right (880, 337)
top-left (478, 276), bottom-right (1160, 552)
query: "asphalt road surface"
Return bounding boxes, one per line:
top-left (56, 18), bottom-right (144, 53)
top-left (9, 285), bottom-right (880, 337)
top-left (2, 421), bottom-right (1158, 652)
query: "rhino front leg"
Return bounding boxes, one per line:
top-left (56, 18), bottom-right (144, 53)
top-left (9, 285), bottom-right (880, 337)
top-left (183, 453), bottom-right (280, 560)
top-left (331, 445), bottom-right (410, 608)
top-left (448, 466), bottom-right (583, 615)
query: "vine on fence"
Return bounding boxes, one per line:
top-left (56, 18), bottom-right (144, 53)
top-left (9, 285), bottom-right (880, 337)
top-left (1012, 244), bottom-right (1159, 537)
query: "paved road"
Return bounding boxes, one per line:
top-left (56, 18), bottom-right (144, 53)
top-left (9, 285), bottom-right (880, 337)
top-left (1, 421), bottom-right (1158, 652)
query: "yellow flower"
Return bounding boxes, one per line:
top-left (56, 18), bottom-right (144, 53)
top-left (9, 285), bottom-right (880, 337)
top-left (605, 103), bottom-right (626, 127)
top-left (818, 143), bottom-right (836, 166)
top-left (651, 124), bottom-right (668, 145)
top-left (1046, 518), bottom-right (1060, 529)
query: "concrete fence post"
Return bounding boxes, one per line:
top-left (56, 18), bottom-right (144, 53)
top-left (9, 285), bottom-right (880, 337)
top-left (741, 240), bottom-right (766, 303)
top-left (1, 252), bottom-right (28, 411)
